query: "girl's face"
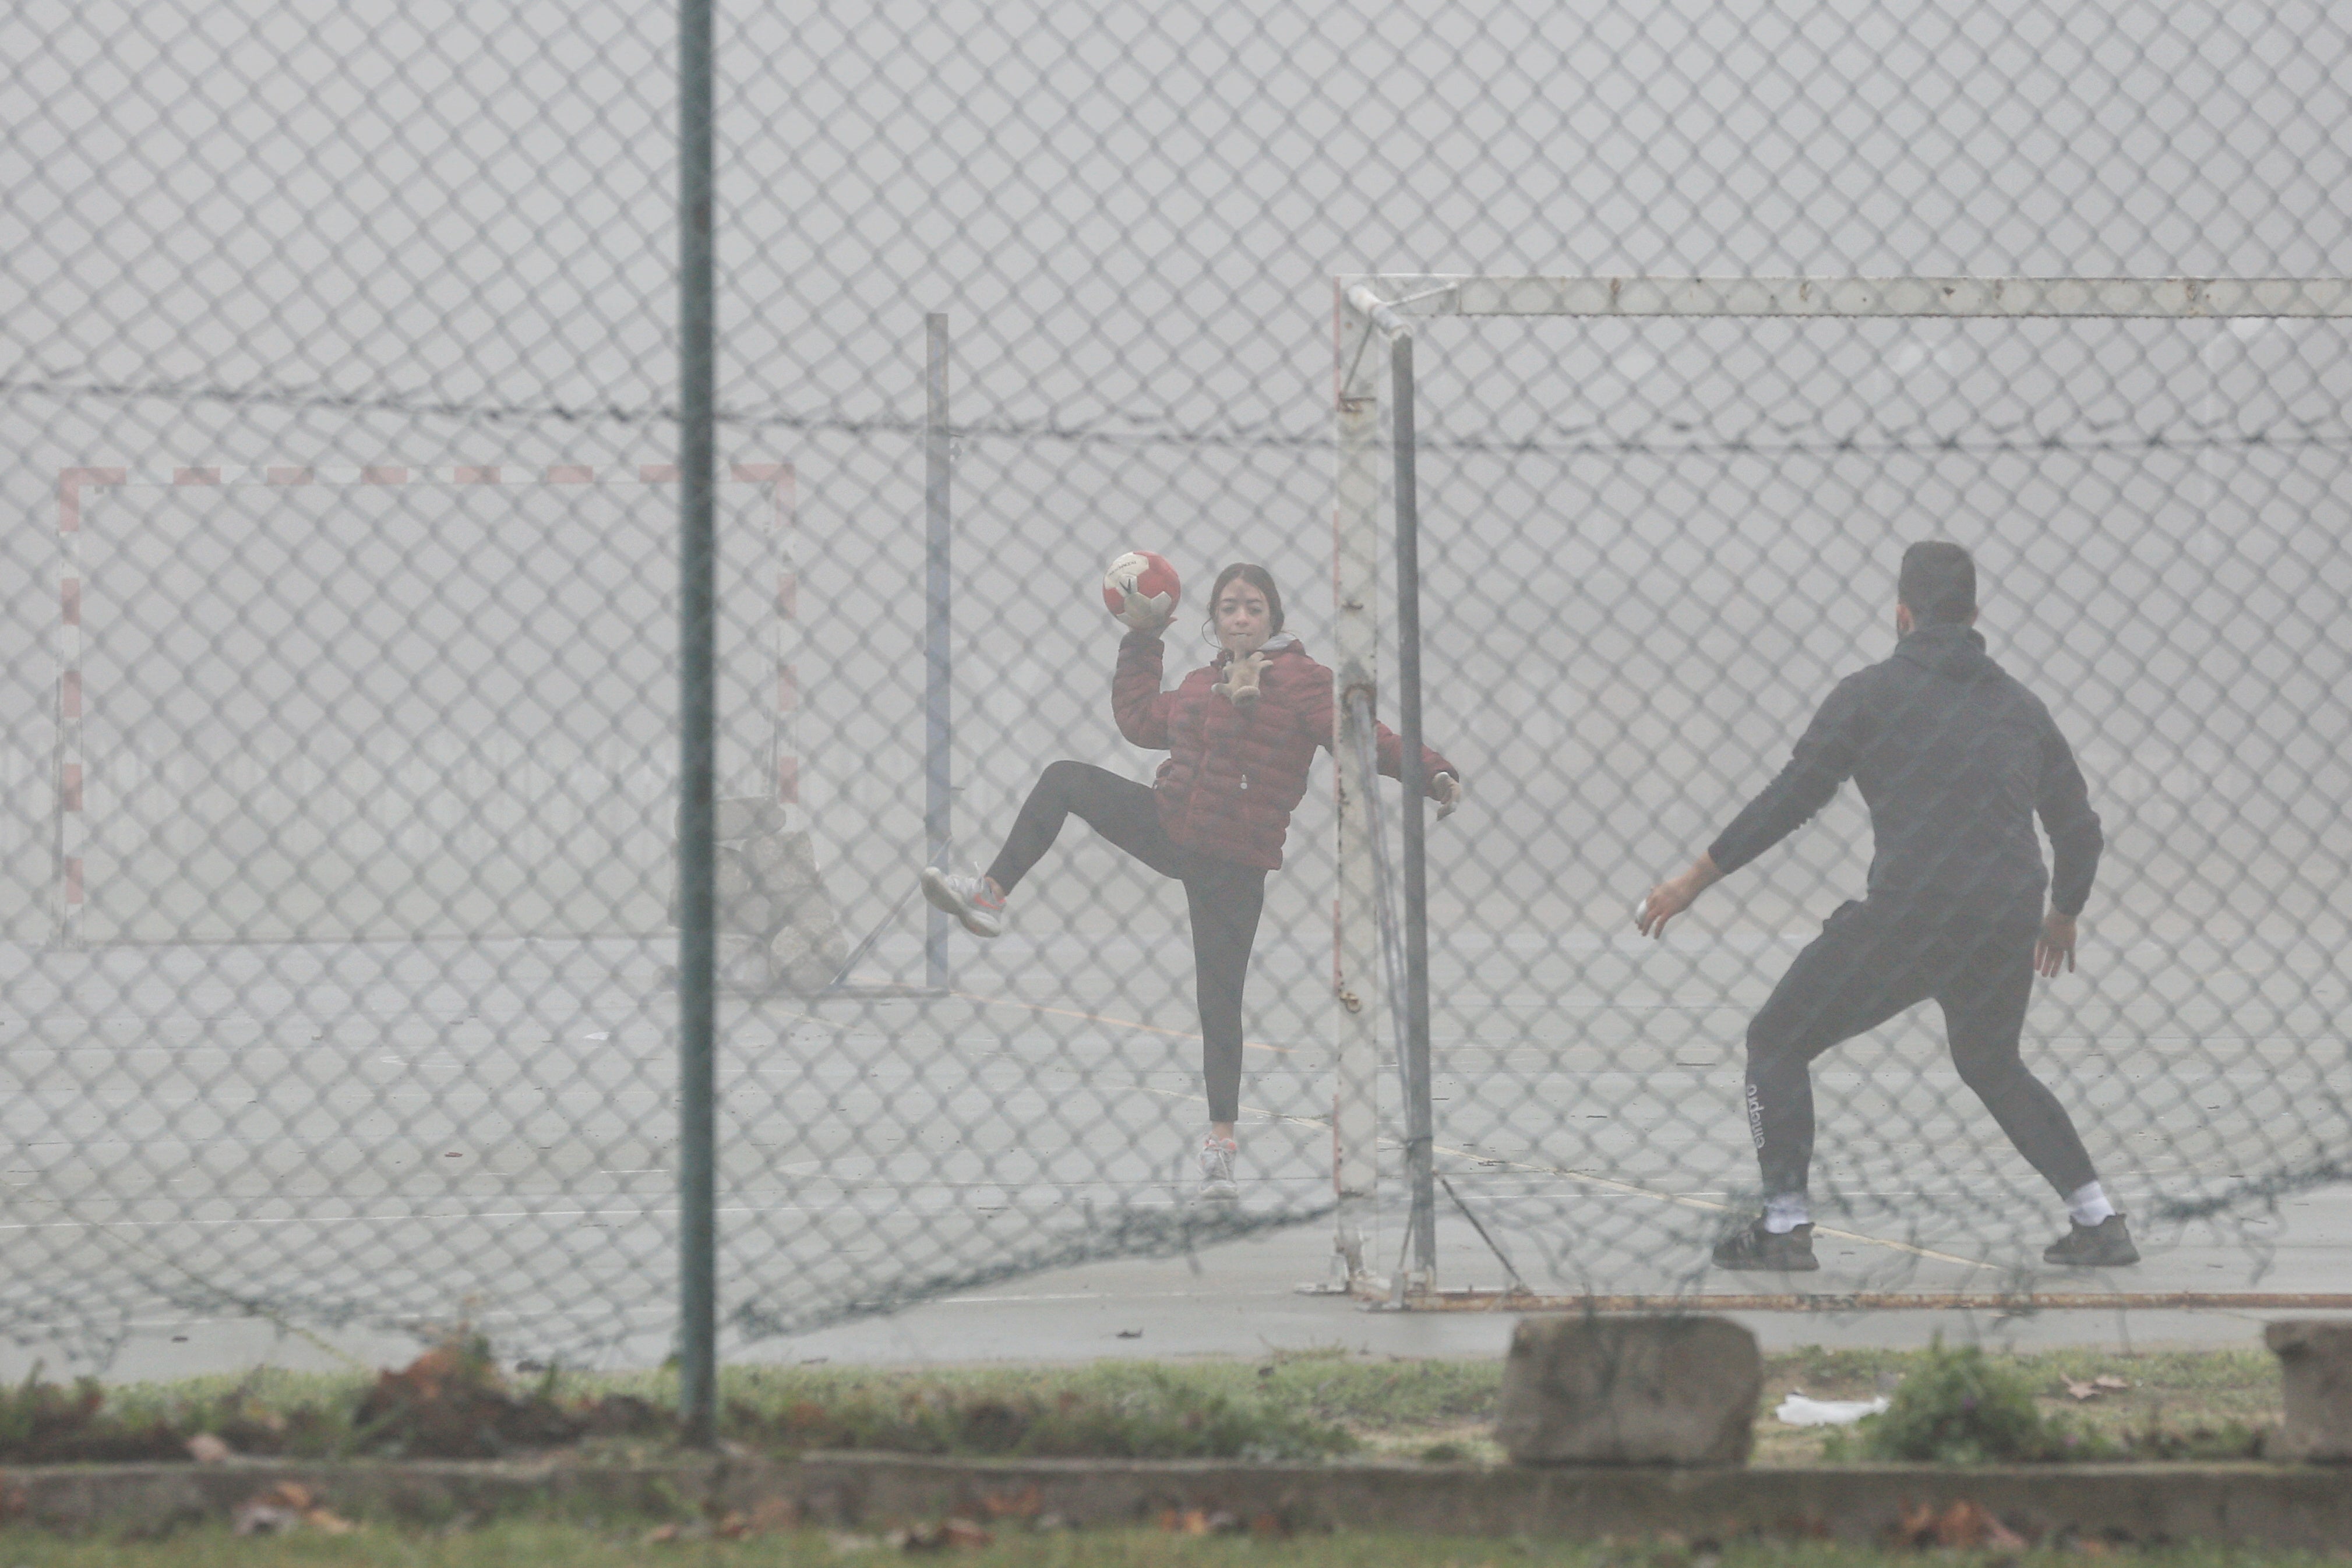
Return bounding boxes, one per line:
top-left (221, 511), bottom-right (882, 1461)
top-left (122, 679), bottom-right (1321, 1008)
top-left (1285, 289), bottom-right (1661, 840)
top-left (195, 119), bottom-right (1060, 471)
top-left (1214, 577), bottom-right (1273, 656)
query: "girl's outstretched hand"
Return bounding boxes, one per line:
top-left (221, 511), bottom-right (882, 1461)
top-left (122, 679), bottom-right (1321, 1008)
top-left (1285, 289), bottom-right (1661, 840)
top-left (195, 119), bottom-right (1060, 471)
top-left (1213, 649), bottom-right (1268, 706)
top-left (1431, 772), bottom-right (1463, 820)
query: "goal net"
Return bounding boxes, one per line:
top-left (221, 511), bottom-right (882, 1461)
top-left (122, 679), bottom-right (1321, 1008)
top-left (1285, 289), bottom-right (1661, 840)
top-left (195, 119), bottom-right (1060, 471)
top-left (1331, 276), bottom-right (2352, 1305)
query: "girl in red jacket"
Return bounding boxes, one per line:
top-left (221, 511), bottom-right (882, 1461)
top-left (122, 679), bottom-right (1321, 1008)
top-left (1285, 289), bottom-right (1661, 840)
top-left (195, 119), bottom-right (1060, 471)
top-left (922, 563), bottom-right (1459, 1202)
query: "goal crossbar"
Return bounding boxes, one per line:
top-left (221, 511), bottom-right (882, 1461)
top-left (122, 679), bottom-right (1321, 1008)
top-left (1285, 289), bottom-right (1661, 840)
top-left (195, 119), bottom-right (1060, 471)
top-left (1345, 273), bottom-right (2352, 327)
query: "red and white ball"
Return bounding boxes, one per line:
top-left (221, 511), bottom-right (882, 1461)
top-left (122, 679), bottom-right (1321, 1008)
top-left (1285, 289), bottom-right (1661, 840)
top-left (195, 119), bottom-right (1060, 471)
top-left (1102, 550), bottom-right (1181, 628)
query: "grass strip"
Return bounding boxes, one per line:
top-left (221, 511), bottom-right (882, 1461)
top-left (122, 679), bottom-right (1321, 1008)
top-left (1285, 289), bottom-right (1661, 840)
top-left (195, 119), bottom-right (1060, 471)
top-left (2, 1521), bottom-right (2347, 1567)
top-left (0, 1341), bottom-right (2282, 1467)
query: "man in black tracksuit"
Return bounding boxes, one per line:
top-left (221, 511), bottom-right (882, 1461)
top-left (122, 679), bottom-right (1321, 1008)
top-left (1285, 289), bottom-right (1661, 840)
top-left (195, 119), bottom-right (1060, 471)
top-left (1637, 542), bottom-right (2137, 1271)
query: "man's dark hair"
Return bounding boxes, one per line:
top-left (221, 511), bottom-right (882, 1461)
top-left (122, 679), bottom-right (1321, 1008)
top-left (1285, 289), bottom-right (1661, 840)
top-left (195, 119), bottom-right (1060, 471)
top-left (1897, 541), bottom-right (1976, 625)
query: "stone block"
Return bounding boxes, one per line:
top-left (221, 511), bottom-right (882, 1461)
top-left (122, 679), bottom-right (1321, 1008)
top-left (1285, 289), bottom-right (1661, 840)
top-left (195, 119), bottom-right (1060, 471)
top-left (714, 933), bottom-right (773, 992)
top-left (714, 797), bottom-right (789, 843)
top-left (2266, 1320), bottom-right (2352, 1461)
top-left (1497, 1315), bottom-right (1759, 1467)
top-left (771, 918), bottom-right (848, 994)
top-left (745, 827), bottom-right (821, 894)
top-left (715, 846), bottom-right (756, 902)
top-left (722, 890), bottom-right (779, 937)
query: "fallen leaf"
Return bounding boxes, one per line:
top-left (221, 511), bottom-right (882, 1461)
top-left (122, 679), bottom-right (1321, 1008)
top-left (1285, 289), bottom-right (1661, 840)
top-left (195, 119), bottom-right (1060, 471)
top-left (1896, 1499), bottom-right (2026, 1550)
top-left (891, 1521), bottom-right (968, 1551)
top-left (979, 1485), bottom-right (1042, 1519)
top-left (1156, 1508), bottom-right (1243, 1536)
top-left (941, 1518), bottom-right (992, 1548)
top-left (232, 1503), bottom-right (301, 1537)
top-left (747, 1495), bottom-right (802, 1532)
top-left (2065, 1379), bottom-right (2100, 1401)
top-left (185, 1432), bottom-right (234, 1463)
top-left (2093, 1375), bottom-right (2130, 1392)
top-left (304, 1507), bottom-right (358, 1536)
top-left (1115, 1329), bottom-right (1142, 1339)
top-left (231, 1484), bottom-right (326, 1538)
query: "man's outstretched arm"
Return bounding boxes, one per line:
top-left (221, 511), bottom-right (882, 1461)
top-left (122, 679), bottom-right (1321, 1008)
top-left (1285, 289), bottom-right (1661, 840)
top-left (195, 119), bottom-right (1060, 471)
top-left (1637, 676), bottom-right (1866, 938)
top-left (2033, 715), bottom-right (2103, 976)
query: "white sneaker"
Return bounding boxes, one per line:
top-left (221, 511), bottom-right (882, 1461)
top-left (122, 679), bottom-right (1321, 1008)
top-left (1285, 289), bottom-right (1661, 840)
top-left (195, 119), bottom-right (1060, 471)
top-left (1197, 1135), bottom-right (1239, 1204)
top-left (920, 866), bottom-right (1004, 938)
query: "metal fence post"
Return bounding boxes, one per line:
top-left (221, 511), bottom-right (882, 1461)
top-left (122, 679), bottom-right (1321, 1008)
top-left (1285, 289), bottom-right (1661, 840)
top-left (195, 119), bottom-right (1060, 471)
top-left (1327, 285), bottom-right (1386, 1292)
top-left (675, 0), bottom-right (719, 1447)
top-left (925, 315), bottom-right (953, 988)
top-left (1390, 326), bottom-right (1436, 1296)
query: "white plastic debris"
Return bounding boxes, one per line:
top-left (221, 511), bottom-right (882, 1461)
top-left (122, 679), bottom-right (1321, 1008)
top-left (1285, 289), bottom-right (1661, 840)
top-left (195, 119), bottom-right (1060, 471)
top-left (1775, 1392), bottom-right (1891, 1426)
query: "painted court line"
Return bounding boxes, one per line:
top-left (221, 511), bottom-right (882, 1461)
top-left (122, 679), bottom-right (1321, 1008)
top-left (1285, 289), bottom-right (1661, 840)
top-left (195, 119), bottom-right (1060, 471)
top-left (1130, 1082), bottom-right (1983, 1272)
top-left (951, 990), bottom-right (1296, 1053)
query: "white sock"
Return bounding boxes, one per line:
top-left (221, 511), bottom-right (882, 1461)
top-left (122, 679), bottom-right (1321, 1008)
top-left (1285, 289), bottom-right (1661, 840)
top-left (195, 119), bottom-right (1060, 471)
top-left (1763, 1193), bottom-right (1811, 1234)
top-left (2067, 1180), bottom-right (2117, 1227)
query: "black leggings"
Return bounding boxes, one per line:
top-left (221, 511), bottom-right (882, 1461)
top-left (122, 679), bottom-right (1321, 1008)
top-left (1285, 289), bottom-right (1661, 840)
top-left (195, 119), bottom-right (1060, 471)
top-left (986, 761), bottom-right (1266, 1125)
top-left (1744, 897), bottom-right (2099, 1201)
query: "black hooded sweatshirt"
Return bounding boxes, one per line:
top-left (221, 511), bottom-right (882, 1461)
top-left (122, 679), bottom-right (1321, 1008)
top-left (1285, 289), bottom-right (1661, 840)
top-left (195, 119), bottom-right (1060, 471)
top-left (1706, 623), bottom-right (2103, 917)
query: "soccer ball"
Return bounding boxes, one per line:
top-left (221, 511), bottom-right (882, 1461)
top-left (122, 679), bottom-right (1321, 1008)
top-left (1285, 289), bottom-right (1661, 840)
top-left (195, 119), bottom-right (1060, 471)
top-left (1102, 550), bottom-right (1181, 629)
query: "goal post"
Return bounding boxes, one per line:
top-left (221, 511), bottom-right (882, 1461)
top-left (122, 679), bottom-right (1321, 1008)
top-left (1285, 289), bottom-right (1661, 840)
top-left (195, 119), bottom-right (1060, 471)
top-left (1328, 274), bottom-right (2352, 1301)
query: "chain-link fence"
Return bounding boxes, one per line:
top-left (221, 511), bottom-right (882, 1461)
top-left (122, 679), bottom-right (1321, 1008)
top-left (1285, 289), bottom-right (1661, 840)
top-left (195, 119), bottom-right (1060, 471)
top-left (4, 0), bottom-right (2350, 1369)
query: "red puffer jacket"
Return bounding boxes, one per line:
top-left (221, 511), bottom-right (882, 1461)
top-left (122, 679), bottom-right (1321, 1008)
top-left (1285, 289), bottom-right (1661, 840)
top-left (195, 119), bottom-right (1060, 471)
top-left (1112, 630), bottom-right (1457, 871)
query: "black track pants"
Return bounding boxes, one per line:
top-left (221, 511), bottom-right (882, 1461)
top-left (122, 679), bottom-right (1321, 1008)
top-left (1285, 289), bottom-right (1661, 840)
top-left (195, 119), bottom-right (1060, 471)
top-left (986, 761), bottom-right (1266, 1124)
top-left (1743, 897), bottom-right (2099, 1201)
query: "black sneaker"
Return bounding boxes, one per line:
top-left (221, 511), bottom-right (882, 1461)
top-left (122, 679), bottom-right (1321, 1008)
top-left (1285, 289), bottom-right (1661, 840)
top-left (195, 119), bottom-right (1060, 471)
top-left (2043, 1213), bottom-right (2139, 1266)
top-left (1711, 1219), bottom-right (1819, 1272)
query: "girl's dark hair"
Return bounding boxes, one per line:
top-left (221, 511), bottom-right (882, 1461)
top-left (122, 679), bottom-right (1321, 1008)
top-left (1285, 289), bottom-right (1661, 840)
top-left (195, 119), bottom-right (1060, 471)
top-left (1205, 562), bottom-right (1283, 642)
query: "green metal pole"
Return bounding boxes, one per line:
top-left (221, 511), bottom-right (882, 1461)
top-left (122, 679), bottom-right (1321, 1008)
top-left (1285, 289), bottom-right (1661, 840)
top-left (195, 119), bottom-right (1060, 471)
top-left (675, 0), bottom-right (718, 1447)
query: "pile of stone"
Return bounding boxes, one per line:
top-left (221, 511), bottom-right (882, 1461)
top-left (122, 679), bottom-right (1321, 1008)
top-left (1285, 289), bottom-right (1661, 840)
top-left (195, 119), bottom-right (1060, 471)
top-left (670, 797), bottom-right (847, 994)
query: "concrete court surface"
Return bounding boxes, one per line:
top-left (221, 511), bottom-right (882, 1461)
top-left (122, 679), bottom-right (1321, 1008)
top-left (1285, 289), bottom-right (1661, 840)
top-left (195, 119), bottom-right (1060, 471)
top-left (13, 1193), bottom-right (2347, 1387)
top-left (4, 932), bottom-right (2344, 1384)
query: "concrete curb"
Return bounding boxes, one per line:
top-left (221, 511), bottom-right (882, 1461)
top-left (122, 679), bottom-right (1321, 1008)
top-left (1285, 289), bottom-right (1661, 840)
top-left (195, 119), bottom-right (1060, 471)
top-left (0, 1456), bottom-right (790, 1536)
top-left (799, 1454), bottom-right (2352, 1550)
top-left (6, 1453), bottom-right (2351, 1549)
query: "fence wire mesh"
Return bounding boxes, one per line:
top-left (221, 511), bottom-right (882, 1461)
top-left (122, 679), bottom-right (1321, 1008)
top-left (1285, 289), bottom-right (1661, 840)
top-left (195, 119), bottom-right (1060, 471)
top-left (3, 0), bottom-right (2350, 1366)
